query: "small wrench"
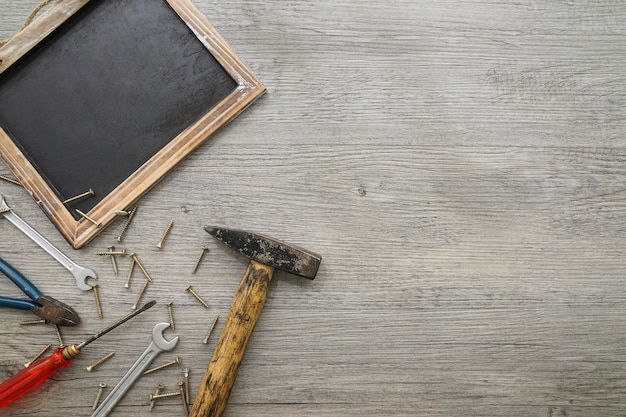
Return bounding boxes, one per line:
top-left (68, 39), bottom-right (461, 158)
top-left (92, 322), bottom-right (179, 417)
top-left (0, 195), bottom-right (96, 291)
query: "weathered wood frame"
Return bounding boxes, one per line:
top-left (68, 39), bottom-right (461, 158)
top-left (0, 0), bottom-right (265, 248)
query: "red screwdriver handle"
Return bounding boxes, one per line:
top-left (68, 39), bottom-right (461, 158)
top-left (0, 347), bottom-right (72, 408)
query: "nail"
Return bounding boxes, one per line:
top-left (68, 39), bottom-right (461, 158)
top-left (165, 301), bottom-right (175, 330)
top-left (183, 368), bottom-right (190, 405)
top-left (108, 245), bottom-right (118, 275)
top-left (144, 356), bottom-right (182, 375)
top-left (92, 383), bottom-right (107, 410)
top-left (179, 381), bottom-right (189, 416)
top-left (149, 383), bottom-right (165, 410)
top-left (114, 210), bottom-right (130, 217)
top-left (124, 256), bottom-right (136, 289)
top-left (0, 208), bottom-right (11, 214)
top-left (24, 343), bottom-right (51, 367)
top-left (95, 250), bottom-right (127, 256)
top-left (157, 219), bottom-right (174, 249)
top-left (93, 284), bottom-right (103, 319)
top-left (63, 188), bottom-right (94, 204)
top-left (130, 253), bottom-right (153, 282)
top-left (132, 279), bottom-right (150, 310)
top-left (150, 391), bottom-right (181, 401)
top-left (192, 246), bottom-right (209, 274)
top-left (186, 285), bottom-right (209, 309)
top-left (76, 209), bottom-right (101, 227)
top-left (86, 351), bottom-right (115, 372)
top-left (115, 205), bottom-right (137, 242)
top-left (20, 318), bottom-right (48, 326)
top-left (0, 174), bottom-right (21, 186)
top-left (54, 324), bottom-right (64, 347)
top-left (203, 316), bottom-right (219, 344)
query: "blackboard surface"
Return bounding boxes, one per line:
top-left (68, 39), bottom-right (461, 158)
top-left (0, 0), bottom-right (237, 216)
top-left (0, 0), bottom-right (263, 247)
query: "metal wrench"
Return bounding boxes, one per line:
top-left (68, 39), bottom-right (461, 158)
top-left (0, 195), bottom-right (96, 291)
top-left (92, 322), bottom-right (179, 417)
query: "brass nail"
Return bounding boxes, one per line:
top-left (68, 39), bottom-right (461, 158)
top-left (95, 250), bottom-right (127, 256)
top-left (76, 209), bottom-right (101, 227)
top-left (0, 174), bottom-right (21, 186)
top-left (192, 246), bottom-right (209, 274)
top-left (183, 368), bottom-right (190, 405)
top-left (86, 351), bottom-right (115, 372)
top-left (143, 356), bottom-right (182, 375)
top-left (157, 219), bottom-right (174, 249)
top-left (108, 245), bottom-right (118, 275)
top-left (150, 391), bottom-right (181, 401)
top-left (130, 253), bottom-right (152, 282)
top-left (20, 318), bottom-right (48, 325)
top-left (63, 188), bottom-right (94, 204)
top-left (93, 284), bottom-right (103, 319)
top-left (179, 381), bottom-right (189, 416)
top-left (54, 324), bottom-right (64, 347)
top-left (186, 285), bottom-right (209, 309)
top-left (203, 316), bottom-right (219, 344)
top-left (149, 383), bottom-right (165, 410)
top-left (132, 279), bottom-right (150, 310)
top-left (165, 301), bottom-right (175, 330)
top-left (24, 343), bottom-right (51, 367)
top-left (92, 382), bottom-right (107, 410)
top-left (124, 256), bottom-right (136, 289)
top-left (115, 205), bottom-right (137, 242)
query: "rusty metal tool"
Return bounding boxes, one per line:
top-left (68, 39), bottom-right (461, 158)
top-left (189, 227), bottom-right (321, 417)
top-left (0, 256), bottom-right (80, 326)
top-left (0, 195), bottom-right (96, 291)
top-left (91, 322), bottom-right (179, 417)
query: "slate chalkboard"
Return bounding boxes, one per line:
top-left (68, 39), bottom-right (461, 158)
top-left (0, 0), bottom-right (265, 248)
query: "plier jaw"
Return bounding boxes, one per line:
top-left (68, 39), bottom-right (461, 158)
top-left (32, 295), bottom-right (81, 326)
top-left (0, 257), bottom-right (81, 326)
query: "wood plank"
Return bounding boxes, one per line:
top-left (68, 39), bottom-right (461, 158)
top-left (1, 1), bottom-right (625, 416)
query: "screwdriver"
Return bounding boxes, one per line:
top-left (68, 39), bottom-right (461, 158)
top-left (0, 300), bottom-right (156, 408)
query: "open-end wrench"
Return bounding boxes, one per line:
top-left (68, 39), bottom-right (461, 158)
top-left (92, 322), bottom-right (179, 417)
top-left (0, 195), bottom-right (96, 291)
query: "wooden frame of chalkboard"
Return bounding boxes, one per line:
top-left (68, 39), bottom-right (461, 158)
top-left (0, 0), bottom-right (265, 248)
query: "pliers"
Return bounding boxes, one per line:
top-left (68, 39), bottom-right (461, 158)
top-left (0, 257), bottom-right (80, 326)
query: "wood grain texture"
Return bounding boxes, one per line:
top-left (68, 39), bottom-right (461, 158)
top-left (0, 0), bottom-right (625, 416)
top-left (190, 260), bottom-right (274, 417)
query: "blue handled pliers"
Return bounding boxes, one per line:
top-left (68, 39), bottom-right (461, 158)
top-left (0, 257), bottom-right (80, 326)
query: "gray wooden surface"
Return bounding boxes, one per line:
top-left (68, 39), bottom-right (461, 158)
top-left (1, 1), bottom-right (625, 416)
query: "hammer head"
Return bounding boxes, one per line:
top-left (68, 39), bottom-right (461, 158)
top-left (205, 226), bottom-right (321, 279)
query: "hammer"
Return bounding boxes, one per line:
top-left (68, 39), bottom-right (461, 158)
top-left (189, 226), bottom-right (322, 417)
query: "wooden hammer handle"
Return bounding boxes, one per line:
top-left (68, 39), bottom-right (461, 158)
top-left (190, 260), bottom-right (274, 417)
